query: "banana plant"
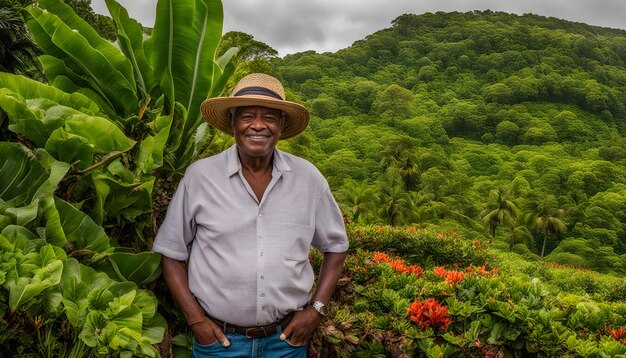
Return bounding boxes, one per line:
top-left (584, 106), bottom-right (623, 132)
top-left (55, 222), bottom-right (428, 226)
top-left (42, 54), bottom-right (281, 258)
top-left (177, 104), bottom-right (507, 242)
top-left (0, 0), bottom-right (236, 354)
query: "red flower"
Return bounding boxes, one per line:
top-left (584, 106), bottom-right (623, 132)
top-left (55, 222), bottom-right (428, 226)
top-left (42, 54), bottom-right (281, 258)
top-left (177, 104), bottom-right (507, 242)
top-left (406, 264), bottom-right (424, 277)
top-left (609, 327), bottom-right (626, 344)
top-left (373, 252), bottom-right (424, 277)
top-left (433, 266), bottom-right (447, 278)
top-left (390, 259), bottom-right (408, 272)
top-left (445, 270), bottom-right (464, 285)
top-left (408, 298), bottom-right (453, 330)
top-left (373, 252), bottom-right (391, 263)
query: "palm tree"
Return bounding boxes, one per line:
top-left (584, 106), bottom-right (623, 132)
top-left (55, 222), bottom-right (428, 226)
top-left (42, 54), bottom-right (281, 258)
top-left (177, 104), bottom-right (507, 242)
top-left (0, 1), bottom-right (42, 78)
top-left (533, 211), bottom-right (567, 258)
top-left (377, 170), bottom-right (411, 225)
top-left (337, 179), bottom-right (376, 223)
top-left (480, 187), bottom-right (520, 239)
top-left (380, 138), bottom-right (421, 191)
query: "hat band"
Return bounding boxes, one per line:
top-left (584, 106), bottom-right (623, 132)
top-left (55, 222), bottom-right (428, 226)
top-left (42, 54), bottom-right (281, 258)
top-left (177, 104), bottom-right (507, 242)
top-left (234, 87), bottom-right (283, 100)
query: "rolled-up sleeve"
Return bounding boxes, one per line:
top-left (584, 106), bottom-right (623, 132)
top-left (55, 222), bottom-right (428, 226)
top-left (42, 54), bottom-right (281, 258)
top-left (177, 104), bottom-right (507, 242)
top-left (152, 178), bottom-right (195, 260)
top-left (311, 186), bottom-right (349, 253)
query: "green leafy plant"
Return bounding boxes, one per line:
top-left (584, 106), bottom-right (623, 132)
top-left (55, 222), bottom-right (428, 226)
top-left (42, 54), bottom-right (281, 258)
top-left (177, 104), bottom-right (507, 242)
top-left (0, 0), bottom-right (235, 355)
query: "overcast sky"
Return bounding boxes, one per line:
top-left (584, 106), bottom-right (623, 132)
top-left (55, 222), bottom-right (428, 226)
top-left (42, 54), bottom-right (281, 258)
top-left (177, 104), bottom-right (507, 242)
top-left (91, 0), bottom-right (626, 56)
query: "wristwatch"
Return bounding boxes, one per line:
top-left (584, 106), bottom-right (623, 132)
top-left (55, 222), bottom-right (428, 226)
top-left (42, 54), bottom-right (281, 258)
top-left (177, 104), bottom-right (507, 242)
top-left (310, 300), bottom-right (329, 316)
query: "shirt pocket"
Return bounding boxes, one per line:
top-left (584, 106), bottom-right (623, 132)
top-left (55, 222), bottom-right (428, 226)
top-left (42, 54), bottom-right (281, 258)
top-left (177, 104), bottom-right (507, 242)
top-left (279, 223), bottom-right (314, 261)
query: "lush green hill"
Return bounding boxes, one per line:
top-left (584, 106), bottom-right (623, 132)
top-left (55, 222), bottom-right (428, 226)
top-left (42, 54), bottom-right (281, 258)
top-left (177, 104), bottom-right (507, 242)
top-left (271, 11), bottom-right (626, 275)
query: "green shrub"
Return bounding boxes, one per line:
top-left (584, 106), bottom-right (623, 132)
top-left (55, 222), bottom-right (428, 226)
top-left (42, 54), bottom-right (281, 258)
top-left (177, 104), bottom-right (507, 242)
top-left (348, 224), bottom-right (488, 267)
top-left (545, 252), bottom-right (588, 268)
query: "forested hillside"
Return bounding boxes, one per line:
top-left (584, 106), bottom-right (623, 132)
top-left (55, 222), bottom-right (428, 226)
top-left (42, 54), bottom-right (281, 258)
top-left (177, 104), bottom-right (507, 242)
top-left (271, 11), bottom-right (626, 275)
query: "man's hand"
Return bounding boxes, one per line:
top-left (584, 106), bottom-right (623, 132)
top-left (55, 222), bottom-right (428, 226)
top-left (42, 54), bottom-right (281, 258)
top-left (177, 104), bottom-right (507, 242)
top-left (279, 306), bottom-right (323, 346)
top-left (191, 318), bottom-right (231, 347)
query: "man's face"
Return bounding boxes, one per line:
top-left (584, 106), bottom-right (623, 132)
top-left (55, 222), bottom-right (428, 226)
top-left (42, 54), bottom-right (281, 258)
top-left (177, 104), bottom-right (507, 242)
top-left (233, 106), bottom-right (284, 159)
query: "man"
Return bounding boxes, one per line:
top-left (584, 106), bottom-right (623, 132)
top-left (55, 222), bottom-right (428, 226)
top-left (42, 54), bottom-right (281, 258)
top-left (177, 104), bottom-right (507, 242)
top-left (152, 73), bottom-right (349, 357)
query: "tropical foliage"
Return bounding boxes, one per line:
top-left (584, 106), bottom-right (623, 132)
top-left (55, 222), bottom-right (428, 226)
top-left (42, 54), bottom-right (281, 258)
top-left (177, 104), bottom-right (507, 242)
top-left (0, 0), bottom-right (42, 78)
top-left (306, 225), bottom-right (626, 357)
top-left (0, 0), bottom-right (235, 355)
top-left (272, 10), bottom-right (626, 275)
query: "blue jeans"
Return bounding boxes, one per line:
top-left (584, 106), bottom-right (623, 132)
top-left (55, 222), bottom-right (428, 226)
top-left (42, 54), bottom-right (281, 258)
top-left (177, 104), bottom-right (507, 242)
top-left (192, 324), bottom-right (308, 358)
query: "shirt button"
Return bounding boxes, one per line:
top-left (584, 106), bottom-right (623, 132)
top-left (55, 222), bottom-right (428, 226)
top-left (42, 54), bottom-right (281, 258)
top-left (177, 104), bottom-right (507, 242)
top-left (260, 275), bottom-right (265, 279)
top-left (260, 251), bottom-right (264, 256)
top-left (260, 293), bottom-right (265, 297)
top-left (258, 213), bottom-right (263, 217)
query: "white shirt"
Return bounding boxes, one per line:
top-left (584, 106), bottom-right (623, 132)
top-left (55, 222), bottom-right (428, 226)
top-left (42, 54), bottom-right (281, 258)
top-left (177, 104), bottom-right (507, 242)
top-left (152, 145), bottom-right (349, 326)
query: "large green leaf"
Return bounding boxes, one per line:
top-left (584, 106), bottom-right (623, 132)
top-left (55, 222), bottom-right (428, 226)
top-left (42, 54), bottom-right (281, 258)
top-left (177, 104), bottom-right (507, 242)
top-left (54, 198), bottom-right (110, 253)
top-left (45, 112), bottom-right (136, 169)
top-left (105, 0), bottom-right (158, 99)
top-left (0, 143), bottom-right (69, 245)
top-left (60, 259), bottom-right (162, 354)
top-left (61, 258), bottom-right (110, 326)
top-left (7, 244), bottom-right (64, 312)
top-left (27, 7), bottom-right (138, 116)
top-left (39, 55), bottom-right (119, 117)
top-left (145, 0), bottom-right (223, 131)
top-left (1, 226), bottom-right (45, 254)
top-left (209, 46), bottom-right (238, 97)
top-left (0, 143), bottom-right (70, 246)
top-left (50, 23), bottom-right (138, 114)
top-left (0, 72), bottom-right (99, 114)
top-left (0, 143), bottom-right (47, 205)
top-left (0, 90), bottom-right (133, 169)
top-left (38, 0), bottom-right (136, 86)
top-left (108, 252), bottom-right (162, 286)
top-left (0, 89), bottom-right (48, 147)
top-left (91, 161), bottom-right (154, 224)
top-left (142, 313), bottom-right (167, 344)
top-left (182, 0), bottom-right (224, 137)
top-left (136, 114), bottom-right (173, 173)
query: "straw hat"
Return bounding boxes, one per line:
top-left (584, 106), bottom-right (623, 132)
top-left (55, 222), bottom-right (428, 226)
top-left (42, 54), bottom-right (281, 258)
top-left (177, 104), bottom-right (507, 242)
top-left (200, 73), bottom-right (310, 140)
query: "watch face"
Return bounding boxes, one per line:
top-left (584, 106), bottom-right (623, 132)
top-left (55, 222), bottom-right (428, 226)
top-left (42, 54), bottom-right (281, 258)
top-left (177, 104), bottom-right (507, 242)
top-left (319, 305), bottom-right (329, 315)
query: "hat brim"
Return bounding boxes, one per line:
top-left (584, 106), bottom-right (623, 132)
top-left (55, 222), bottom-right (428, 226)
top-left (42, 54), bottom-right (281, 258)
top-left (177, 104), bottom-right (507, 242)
top-left (200, 95), bottom-right (310, 140)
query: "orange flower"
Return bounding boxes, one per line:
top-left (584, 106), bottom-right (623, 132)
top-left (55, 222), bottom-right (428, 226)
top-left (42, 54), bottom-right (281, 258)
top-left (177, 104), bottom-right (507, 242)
top-left (445, 270), bottom-right (464, 285)
top-left (408, 298), bottom-right (453, 330)
top-left (433, 266), bottom-right (447, 278)
top-left (609, 327), bottom-right (626, 344)
top-left (390, 259), bottom-right (408, 272)
top-left (373, 252), bottom-right (391, 263)
top-left (375, 225), bottom-right (385, 231)
top-left (407, 264), bottom-right (424, 277)
top-left (437, 233), bottom-right (445, 238)
top-left (406, 226), bottom-right (417, 233)
top-left (374, 252), bottom-right (423, 277)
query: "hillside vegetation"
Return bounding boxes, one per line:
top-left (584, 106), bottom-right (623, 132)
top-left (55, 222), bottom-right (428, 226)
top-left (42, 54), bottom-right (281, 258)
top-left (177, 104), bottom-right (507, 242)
top-left (271, 10), bottom-right (626, 275)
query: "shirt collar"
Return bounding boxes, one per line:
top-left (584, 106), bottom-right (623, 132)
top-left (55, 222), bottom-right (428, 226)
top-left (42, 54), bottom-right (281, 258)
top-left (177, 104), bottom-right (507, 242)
top-left (226, 144), bottom-right (292, 176)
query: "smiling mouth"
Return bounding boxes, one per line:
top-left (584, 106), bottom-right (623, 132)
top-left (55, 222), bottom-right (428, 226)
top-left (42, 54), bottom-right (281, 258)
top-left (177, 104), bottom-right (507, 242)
top-left (247, 135), bottom-right (270, 140)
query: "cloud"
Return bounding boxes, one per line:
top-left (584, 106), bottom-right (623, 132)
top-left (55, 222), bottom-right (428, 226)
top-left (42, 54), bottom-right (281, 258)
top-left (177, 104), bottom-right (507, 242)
top-left (92, 0), bottom-right (626, 56)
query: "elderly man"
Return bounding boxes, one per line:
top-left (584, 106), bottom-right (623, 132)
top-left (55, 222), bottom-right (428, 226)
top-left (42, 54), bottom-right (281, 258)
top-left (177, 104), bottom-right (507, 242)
top-left (152, 73), bottom-right (349, 357)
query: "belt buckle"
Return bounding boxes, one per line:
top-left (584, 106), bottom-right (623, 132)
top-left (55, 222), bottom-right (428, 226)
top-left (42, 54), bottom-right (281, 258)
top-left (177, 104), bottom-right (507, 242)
top-left (245, 326), bottom-right (267, 338)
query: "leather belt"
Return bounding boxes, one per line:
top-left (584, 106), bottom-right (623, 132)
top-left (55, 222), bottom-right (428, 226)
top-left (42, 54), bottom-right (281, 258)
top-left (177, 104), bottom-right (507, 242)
top-left (208, 312), bottom-right (294, 339)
